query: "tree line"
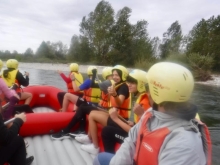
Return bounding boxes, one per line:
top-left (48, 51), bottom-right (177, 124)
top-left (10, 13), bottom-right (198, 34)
top-left (0, 0), bottom-right (219, 80)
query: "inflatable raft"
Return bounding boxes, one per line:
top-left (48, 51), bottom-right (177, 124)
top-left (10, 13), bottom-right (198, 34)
top-left (18, 85), bottom-right (97, 165)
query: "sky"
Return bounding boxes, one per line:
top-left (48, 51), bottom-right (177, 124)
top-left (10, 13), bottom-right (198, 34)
top-left (0, 0), bottom-right (219, 53)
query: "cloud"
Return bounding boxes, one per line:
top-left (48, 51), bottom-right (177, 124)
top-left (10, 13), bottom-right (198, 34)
top-left (0, 0), bottom-right (219, 53)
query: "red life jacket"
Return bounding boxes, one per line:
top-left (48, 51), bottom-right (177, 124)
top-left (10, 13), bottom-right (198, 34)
top-left (133, 112), bottom-right (212, 165)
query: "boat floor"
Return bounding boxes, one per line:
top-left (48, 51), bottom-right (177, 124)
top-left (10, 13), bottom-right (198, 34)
top-left (24, 107), bottom-right (95, 165)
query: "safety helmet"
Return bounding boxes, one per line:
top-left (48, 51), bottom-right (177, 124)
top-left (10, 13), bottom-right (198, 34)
top-left (102, 67), bottom-right (113, 80)
top-left (0, 60), bottom-right (3, 70)
top-left (112, 65), bottom-right (128, 81)
top-left (6, 59), bottom-right (19, 69)
top-left (129, 69), bottom-right (148, 93)
top-left (147, 62), bottom-right (194, 104)
top-left (69, 63), bottom-right (79, 72)
top-left (87, 66), bottom-right (97, 75)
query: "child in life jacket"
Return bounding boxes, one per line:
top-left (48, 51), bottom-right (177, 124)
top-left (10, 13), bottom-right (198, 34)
top-left (94, 62), bottom-right (212, 165)
top-left (57, 63), bottom-right (84, 107)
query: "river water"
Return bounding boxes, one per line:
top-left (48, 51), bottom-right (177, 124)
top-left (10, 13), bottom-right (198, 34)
top-left (19, 67), bottom-right (220, 164)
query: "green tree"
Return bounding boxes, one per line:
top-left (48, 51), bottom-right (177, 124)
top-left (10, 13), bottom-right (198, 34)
top-left (132, 20), bottom-right (153, 60)
top-left (36, 41), bottom-right (54, 59)
top-left (160, 21), bottom-right (182, 59)
top-left (24, 48), bottom-right (34, 57)
top-left (186, 16), bottom-right (220, 71)
top-left (79, 0), bottom-right (114, 64)
top-left (110, 7), bottom-right (133, 65)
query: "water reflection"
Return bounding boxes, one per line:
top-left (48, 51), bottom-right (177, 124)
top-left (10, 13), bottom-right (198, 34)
top-left (19, 67), bottom-right (220, 164)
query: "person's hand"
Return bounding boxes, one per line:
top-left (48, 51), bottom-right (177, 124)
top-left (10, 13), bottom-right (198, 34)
top-left (15, 113), bottom-right (26, 122)
top-left (107, 83), bottom-right (117, 97)
top-left (109, 108), bottom-right (119, 121)
top-left (127, 121), bottom-right (135, 127)
top-left (57, 70), bottom-right (62, 74)
top-left (24, 71), bottom-right (29, 77)
top-left (70, 73), bottom-right (75, 81)
top-left (133, 103), bottom-right (145, 117)
top-left (92, 69), bottom-right (97, 75)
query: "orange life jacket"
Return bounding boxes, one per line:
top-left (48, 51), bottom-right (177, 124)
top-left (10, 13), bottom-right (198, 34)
top-left (66, 72), bottom-right (83, 94)
top-left (134, 93), bottom-right (151, 123)
top-left (109, 82), bottom-right (131, 120)
top-left (133, 112), bottom-right (212, 165)
top-left (99, 91), bottom-right (110, 108)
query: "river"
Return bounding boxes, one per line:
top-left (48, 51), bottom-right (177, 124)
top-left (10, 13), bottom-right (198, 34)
top-left (18, 67), bottom-right (220, 164)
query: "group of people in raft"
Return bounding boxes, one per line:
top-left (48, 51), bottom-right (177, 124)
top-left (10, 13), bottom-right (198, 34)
top-left (0, 58), bottom-right (212, 165)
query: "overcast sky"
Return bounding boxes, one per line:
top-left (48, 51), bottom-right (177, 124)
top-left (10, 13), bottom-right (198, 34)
top-left (0, 0), bottom-right (219, 53)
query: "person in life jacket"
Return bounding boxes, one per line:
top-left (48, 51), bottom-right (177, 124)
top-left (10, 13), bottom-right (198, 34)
top-left (57, 63), bottom-right (84, 107)
top-left (75, 65), bottom-right (132, 155)
top-left (51, 67), bottom-right (113, 140)
top-left (0, 60), bottom-right (21, 121)
top-left (59, 66), bottom-right (101, 112)
top-left (94, 62), bottom-right (212, 165)
top-left (97, 69), bottom-right (151, 155)
top-left (2, 59), bottom-right (33, 117)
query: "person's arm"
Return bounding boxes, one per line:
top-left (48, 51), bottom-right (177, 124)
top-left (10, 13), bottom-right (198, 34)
top-left (58, 70), bottom-right (71, 83)
top-left (78, 79), bottom-right (91, 91)
top-left (16, 71), bottom-right (29, 86)
top-left (109, 108), bottom-right (132, 132)
top-left (0, 79), bottom-right (14, 99)
top-left (108, 84), bottom-right (128, 107)
top-left (0, 115), bottom-right (24, 145)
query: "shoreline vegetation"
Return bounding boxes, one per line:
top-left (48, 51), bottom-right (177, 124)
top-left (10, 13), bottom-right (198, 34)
top-left (18, 62), bottom-right (220, 87)
top-left (1, 1), bottom-right (219, 84)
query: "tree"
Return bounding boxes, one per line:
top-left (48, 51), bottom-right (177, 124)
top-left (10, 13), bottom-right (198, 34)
top-left (36, 41), bottom-right (54, 59)
top-left (110, 7), bottom-right (133, 65)
top-left (24, 48), bottom-right (34, 57)
top-left (151, 37), bottom-right (161, 58)
top-left (160, 21), bottom-right (182, 59)
top-left (79, 0), bottom-right (114, 64)
top-left (131, 20), bottom-right (153, 61)
top-left (186, 16), bottom-right (220, 71)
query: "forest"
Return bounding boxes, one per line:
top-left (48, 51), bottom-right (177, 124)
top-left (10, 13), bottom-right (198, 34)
top-left (0, 0), bottom-right (219, 81)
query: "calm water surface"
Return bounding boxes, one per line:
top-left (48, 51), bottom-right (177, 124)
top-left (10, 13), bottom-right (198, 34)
top-left (20, 67), bottom-right (220, 164)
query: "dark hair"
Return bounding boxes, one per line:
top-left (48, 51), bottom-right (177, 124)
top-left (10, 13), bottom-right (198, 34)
top-left (160, 101), bottom-right (197, 121)
top-left (126, 75), bottom-right (137, 84)
top-left (112, 69), bottom-right (123, 82)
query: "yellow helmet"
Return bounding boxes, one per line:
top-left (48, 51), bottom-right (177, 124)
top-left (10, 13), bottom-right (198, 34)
top-left (102, 67), bottom-right (113, 80)
top-left (6, 59), bottom-right (19, 69)
top-left (112, 65), bottom-right (128, 81)
top-left (87, 66), bottom-right (97, 75)
top-left (147, 62), bottom-right (194, 104)
top-left (129, 69), bottom-right (148, 93)
top-left (69, 63), bottom-right (79, 72)
top-left (0, 60), bottom-right (3, 70)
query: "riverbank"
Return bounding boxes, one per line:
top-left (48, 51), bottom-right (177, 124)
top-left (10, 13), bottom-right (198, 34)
top-left (18, 62), bottom-right (220, 86)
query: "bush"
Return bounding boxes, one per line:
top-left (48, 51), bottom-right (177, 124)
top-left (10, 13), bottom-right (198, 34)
top-left (187, 53), bottom-right (214, 81)
top-left (134, 57), bottom-right (157, 71)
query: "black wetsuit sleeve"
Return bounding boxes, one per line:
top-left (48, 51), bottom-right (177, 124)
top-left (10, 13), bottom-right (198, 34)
top-left (0, 116), bottom-right (23, 146)
top-left (16, 71), bottom-right (29, 87)
top-left (116, 83), bottom-right (129, 99)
